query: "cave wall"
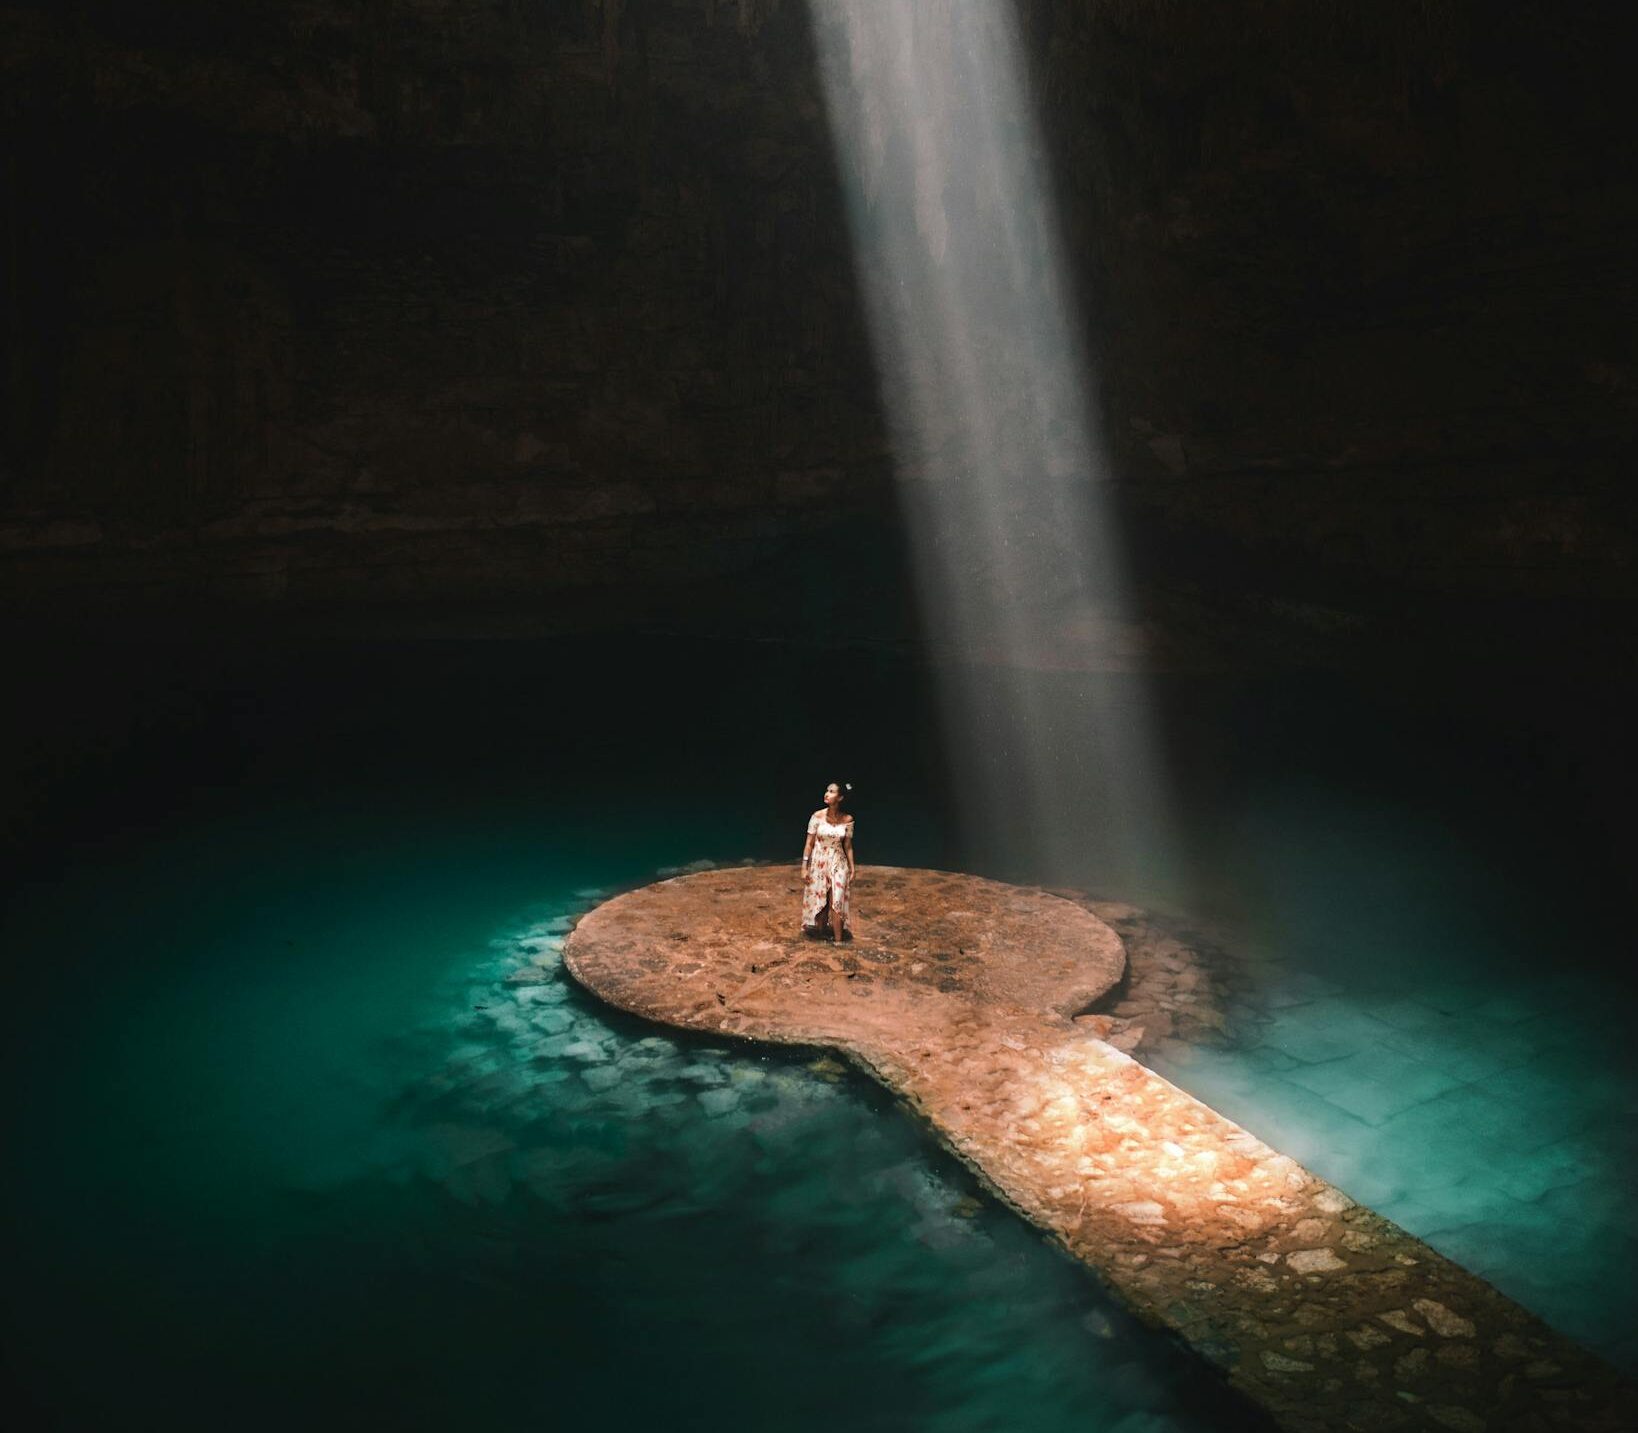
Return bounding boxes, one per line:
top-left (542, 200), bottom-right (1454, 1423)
top-left (3, 0), bottom-right (887, 621)
top-left (1032, 1), bottom-right (1636, 603)
top-left (2, 0), bottom-right (1633, 638)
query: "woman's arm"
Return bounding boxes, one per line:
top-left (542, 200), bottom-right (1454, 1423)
top-left (843, 825), bottom-right (855, 877)
top-left (802, 826), bottom-right (815, 872)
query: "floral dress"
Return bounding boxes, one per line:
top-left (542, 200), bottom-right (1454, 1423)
top-left (802, 812), bottom-right (854, 935)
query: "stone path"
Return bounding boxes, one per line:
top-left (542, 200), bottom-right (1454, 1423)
top-left (563, 865), bottom-right (1637, 1433)
top-left (1079, 902), bottom-right (1637, 1376)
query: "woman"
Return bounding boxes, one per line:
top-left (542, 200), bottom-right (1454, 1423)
top-left (801, 781), bottom-right (856, 941)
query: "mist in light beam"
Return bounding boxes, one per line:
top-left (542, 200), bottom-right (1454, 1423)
top-left (808, 0), bottom-right (1180, 893)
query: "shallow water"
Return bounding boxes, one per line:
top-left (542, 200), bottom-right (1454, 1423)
top-left (1142, 831), bottom-right (1638, 1371)
top-left (2, 638), bottom-right (1630, 1426)
top-left (1, 816), bottom-right (1259, 1431)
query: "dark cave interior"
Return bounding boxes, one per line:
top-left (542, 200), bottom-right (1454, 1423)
top-left (2, 4), bottom-right (1635, 1430)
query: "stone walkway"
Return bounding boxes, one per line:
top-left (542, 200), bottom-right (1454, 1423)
top-left (1064, 897), bottom-right (1636, 1376)
top-left (564, 865), bottom-right (1637, 1433)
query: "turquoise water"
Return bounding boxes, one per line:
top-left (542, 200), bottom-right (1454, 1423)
top-left (2, 802), bottom-right (1260, 1431)
top-left (1144, 798), bottom-right (1638, 1373)
top-left (2, 639), bottom-right (1629, 1426)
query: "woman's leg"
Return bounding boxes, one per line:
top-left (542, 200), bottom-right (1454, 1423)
top-left (829, 869), bottom-right (848, 942)
top-left (801, 855), bottom-right (826, 933)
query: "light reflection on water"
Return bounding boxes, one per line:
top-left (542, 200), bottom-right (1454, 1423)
top-left (3, 643), bottom-right (1630, 1427)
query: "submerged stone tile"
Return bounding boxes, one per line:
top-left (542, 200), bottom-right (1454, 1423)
top-left (1263, 1006), bottom-right (1401, 1066)
top-left (1377, 1023), bottom-right (1533, 1084)
top-left (1353, 995), bottom-right (1464, 1034)
top-left (1282, 1046), bottom-right (1466, 1126)
top-left (1495, 1137), bottom-right (1605, 1203)
top-left (1469, 994), bottom-right (1546, 1026)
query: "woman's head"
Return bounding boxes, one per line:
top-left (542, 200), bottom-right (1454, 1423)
top-left (823, 780), bottom-right (853, 809)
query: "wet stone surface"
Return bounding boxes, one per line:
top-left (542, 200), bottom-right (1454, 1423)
top-left (565, 865), bottom-right (1638, 1433)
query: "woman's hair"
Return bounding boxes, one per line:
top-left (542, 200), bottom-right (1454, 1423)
top-left (825, 780), bottom-right (854, 806)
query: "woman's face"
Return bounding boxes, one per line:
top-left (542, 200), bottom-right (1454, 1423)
top-left (824, 783), bottom-right (841, 806)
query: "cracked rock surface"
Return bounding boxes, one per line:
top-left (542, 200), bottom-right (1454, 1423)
top-left (564, 865), bottom-right (1637, 1433)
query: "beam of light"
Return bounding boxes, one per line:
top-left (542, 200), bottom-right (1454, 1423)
top-left (807, 1), bottom-right (1179, 893)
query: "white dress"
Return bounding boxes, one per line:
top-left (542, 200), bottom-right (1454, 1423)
top-left (802, 812), bottom-right (854, 935)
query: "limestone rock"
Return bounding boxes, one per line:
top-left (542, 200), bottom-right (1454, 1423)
top-left (1414, 1298), bottom-right (1477, 1339)
top-left (1287, 1248), bottom-right (1347, 1275)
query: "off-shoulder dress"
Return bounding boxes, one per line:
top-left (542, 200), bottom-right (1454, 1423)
top-left (802, 812), bottom-right (854, 938)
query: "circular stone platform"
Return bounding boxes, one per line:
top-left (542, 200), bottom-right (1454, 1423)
top-left (564, 864), bottom-right (1638, 1433)
top-left (563, 864), bottom-right (1126, 1050)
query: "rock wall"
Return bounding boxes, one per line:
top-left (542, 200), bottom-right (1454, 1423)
top-left (2, 0), bottom-right (1632, 641)
top-left (2, 0), bottom-right (882, 618)
top-left (1029, 0), bottom-right (1636, 601)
